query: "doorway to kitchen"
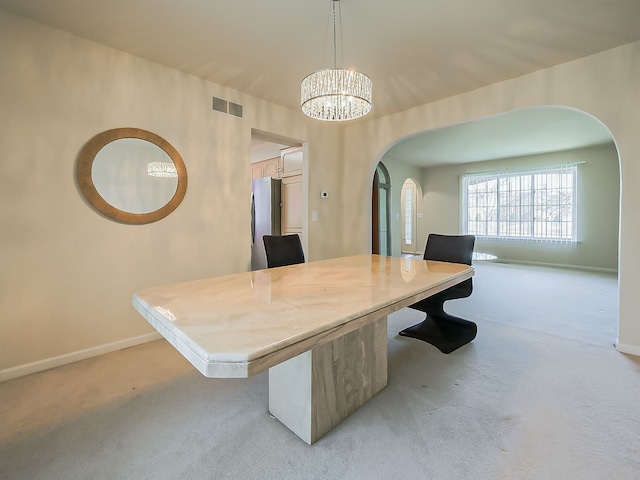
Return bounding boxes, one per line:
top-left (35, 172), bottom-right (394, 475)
top-left (250, 129), bottom-right (306, 270)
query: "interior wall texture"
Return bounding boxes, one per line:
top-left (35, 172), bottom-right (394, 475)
top-left (341, 41), bottom-right (640, 355)
top-left (2, 8), bottom-right (639, 377)
top-left (408, 143), bottom-right (619, 270)
top-left (0, 11), bottom-right (342, 375)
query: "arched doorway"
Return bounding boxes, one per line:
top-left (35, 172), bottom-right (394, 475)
top-left (374, 106), bottom-right (619, 347)
top-left (372, 162), bottom-right (391, 255)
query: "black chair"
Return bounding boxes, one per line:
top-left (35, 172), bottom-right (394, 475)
top-left (263, 234), bottom-right (305, 268)
top-left (399, 234), bottom-right (477, 354)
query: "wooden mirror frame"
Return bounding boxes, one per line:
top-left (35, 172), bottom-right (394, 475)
top-left (77, 128), bottom-right (188, 225)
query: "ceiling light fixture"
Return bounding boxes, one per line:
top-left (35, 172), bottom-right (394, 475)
top-left (301, 0), bottom-right (372, 121)
top-left (147, 162), bottom-right (177, 177)
top-left (148, 150), bottom-right (177, 178)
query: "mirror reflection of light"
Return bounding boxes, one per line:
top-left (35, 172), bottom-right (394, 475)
top-left (154, 306), bottom-right (177, 322)
top-left (401, 257), bottom-right (416, 283)
top-left (473, 252), bottom-right (497, 261)
top-left (147, 162), bottom-right (177, 177)
top-left (249, 270), bottom-right (272, 303)
top-left (148, 147), bottom-right (178, 177)
top-left (147, 157), bottom-right (178, 178)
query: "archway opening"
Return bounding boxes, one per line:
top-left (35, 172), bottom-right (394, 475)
top-left (372, 162), bottom-right (391, 255)
top-left (373, 106), bottom-right (620, 347)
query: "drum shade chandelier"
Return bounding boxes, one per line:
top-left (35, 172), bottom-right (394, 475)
top-left (148, 149), bottom-right (177, 178)
top-left (147, 161), bottom-right (177, 178)
top-left (301, 0), bottom-right (372, 121)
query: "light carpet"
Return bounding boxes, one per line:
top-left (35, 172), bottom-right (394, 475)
top-left (1, 263), bottom-right (638, 479)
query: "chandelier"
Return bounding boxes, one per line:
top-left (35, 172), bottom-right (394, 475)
top-left (301, 0), bottom-right (372, 121)
top-left (147, 144), bottom-right (178, 177)
top-left (147, 161), bottom-right (177, 178)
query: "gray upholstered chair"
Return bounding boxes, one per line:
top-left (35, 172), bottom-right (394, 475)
top-left (399, 233), bottom-right (476, 353)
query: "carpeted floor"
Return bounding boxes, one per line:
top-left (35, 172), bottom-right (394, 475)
top-left (1, 262), bottom-right (638, 480)
top-left (448, 261), bottom-right (619, 347)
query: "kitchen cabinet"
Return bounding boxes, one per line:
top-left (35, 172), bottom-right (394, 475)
top-left (281, 174), bottom-right (302, 237)
top-left (280, 146), bottom-right (303, 177)
top-left (251, 146), bottom-right (304, 245)
top-left (251, 146), bottom-right (302, 180)
top-left (251, 156), bottom-right (280, 179)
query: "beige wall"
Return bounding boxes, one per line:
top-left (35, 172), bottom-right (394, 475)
top-left (394, 143), bottom-right (619, 270)
top-left (341, 41), bottom-right (640, 355)
top-left (2, 9), bottom-right (639, 377)
top-left (0, 11), bottom-right (342, 375)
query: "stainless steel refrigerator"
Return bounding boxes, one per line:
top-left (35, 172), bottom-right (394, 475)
top-left (251, 177), bottom-right (282, 270)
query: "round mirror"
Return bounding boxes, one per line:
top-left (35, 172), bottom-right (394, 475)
top-left (77, 128), bottom-right (187, 224)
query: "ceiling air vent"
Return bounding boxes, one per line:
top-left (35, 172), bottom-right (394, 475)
top-left (212, 97), bottom-right (243, 118)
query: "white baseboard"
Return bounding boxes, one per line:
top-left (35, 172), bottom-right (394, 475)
top-left (0, 332), bottom-right (162, 383)
top-left (493, 258), bottom-right (617, 274)
top-left (616, 342), bottom-right (640, 357)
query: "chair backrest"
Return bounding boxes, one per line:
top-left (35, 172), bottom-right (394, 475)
top-left (423, 234), bottom-right (475, 265)
top-left (263, 234), bottom-right (305, 268)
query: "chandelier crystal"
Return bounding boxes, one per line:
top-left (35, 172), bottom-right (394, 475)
top-left (301, 69), bottom-right (372, 121)
top-left (147, 161), bottom-right (177, 178)
top-left (300, 0), bottom-right (372, 121)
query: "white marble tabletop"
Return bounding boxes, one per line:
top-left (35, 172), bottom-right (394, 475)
top-left (133, 255), bottom-right (473, 378)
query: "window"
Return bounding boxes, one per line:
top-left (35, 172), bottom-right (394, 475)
top-left (403, 184), bottom-right (413, 244)
top-left (401, 179), bottom-right (418, 253)
top-left (462, 165), bottom-right (577, 242)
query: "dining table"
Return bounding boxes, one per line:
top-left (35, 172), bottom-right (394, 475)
top-left (132, 254), bottom-right (474, 444)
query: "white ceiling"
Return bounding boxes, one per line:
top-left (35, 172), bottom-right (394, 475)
top-left (2, 0), bottom-right (633, 164)
top-left (2, 0), bottom-right (639, 120)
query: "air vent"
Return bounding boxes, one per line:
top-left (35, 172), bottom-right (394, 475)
top-left (212, 97), bottom-right (243, 118)
top-left (229, 102), bottom-right (243, 118)
top-left (212, 97), bottom-right (228, 113)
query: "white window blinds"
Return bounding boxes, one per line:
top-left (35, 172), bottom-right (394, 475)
top-left (462, 164), bottom-right (577, 243)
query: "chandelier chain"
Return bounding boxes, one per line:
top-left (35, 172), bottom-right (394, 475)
top-left (300, 0), bottom-right (372, 121)
top-left (332, 1), bottom-right (337, 69)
